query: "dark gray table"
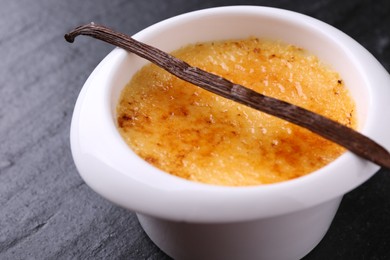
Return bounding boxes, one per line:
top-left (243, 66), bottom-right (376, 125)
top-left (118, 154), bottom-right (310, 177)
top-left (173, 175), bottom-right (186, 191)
top-left (1, 0), bottom-right (389, 259)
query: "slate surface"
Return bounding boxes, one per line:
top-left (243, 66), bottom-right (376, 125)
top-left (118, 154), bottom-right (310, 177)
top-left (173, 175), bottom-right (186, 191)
top-left (1, 0), bottom-right (389, 259)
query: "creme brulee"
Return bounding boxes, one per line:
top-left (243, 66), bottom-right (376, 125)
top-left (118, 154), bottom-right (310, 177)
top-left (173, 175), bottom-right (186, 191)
top-left (116, 38), bottom-right (356, 186)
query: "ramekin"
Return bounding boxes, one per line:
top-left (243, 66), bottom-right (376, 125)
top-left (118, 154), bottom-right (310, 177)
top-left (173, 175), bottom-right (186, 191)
top-left (70, 6), bottom-right (390, 260)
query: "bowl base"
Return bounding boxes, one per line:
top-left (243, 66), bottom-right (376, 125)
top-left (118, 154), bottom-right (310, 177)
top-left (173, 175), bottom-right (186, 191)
top-left (137, 197), bottom-right (342, 260)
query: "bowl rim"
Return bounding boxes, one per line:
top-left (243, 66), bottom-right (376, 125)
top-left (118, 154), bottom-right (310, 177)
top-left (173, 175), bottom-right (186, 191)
top-left (71, 5), bottom-right (389, 222)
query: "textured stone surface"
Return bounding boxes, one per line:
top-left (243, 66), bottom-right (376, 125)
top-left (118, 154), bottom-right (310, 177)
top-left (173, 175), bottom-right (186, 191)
top-left (0, 0), bottom-right (389, 259)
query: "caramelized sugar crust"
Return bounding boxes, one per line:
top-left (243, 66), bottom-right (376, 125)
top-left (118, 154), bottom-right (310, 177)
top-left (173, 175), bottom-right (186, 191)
top-left (117, 38), bottom-right (356, 186)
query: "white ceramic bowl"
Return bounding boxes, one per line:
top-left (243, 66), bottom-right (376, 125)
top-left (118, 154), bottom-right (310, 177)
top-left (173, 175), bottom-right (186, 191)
top-left (70, 6), bottom-right (390, 260)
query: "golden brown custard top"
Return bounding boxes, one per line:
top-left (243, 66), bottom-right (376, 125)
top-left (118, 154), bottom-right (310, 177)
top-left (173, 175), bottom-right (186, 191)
top-left (116, 38), bottom-right (356, 186)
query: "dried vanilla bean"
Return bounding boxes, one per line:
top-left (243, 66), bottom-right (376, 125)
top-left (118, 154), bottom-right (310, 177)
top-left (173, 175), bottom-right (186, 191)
top-left (65, 23), bottom-right (390, 169)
